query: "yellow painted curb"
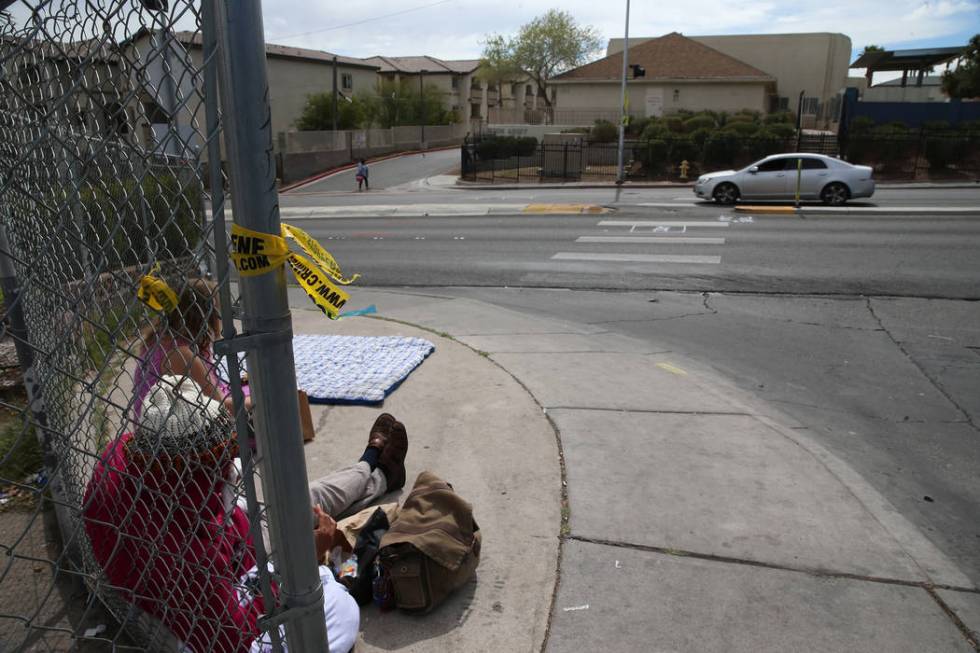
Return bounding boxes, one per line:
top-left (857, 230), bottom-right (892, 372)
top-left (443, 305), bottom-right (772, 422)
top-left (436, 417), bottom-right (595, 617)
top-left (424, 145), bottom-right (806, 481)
top-left (523, 203), bottom-right (613, 214)
top-left (735, 205), bottom-right (799, 214)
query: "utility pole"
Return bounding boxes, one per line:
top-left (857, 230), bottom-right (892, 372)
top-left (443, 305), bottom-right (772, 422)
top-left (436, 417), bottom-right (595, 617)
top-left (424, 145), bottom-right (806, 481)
top-left (419, 69), bottom-right (427, 149)
top-left (332, 55), bottom-right (338, 132)
top-left (615, 0), bottom-right (631, 184)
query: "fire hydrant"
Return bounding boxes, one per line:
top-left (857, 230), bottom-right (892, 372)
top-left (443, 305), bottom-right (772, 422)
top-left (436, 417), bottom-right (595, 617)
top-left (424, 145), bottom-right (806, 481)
top-left (679, 160), bottom-right (690, 180)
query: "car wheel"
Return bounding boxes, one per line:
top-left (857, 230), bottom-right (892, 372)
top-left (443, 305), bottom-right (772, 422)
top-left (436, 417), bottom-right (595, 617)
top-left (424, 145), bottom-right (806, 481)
top-left (821, 182), bottom-right (849, 206)
top-left (713, 182), bottom-right (739, 205)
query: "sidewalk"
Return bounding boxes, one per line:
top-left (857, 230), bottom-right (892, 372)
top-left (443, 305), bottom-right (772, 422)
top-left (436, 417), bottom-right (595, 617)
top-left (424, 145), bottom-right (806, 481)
top-left (291, 288), bottom-right (980, 652)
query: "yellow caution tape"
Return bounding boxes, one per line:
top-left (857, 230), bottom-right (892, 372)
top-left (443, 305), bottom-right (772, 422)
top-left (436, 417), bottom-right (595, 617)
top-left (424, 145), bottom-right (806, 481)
top-left (230, 223), bottom-right (292, 277)
top-left (137, 275), bottom-right (179, 313)
top-left (287, 252), bottom-right (350, 318)
top-left (230, 223), bottom-right (355, 319)
top-left (281, 223), bottom-right (359, 285)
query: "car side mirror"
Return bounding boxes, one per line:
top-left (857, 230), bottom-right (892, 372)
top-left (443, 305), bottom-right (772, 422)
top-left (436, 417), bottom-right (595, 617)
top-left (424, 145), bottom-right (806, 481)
top-left (748, 166), bottom-right (759, 174)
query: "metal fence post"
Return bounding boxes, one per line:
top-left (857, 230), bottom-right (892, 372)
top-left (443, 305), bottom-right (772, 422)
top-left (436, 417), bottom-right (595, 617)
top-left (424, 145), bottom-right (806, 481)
top-left (213, 1), bottom-right (329, 651)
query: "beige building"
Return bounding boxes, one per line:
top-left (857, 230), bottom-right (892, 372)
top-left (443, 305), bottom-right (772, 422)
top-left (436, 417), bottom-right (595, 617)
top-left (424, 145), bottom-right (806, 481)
top-left (362, 55), bottom-right (538, 124)
top-left (120, 30), bottom-right (380, 154)
top-left (608, 32), bottom-right (852, 127)
top-left (550, 33), bottom-right (775, 121)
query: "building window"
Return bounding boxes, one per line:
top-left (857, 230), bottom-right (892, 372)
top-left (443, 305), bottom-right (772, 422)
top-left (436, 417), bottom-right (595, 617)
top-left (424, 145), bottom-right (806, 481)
top-left (471, 104), bottom-right (481, 119)
top-left (526, 84), bottom-right (533, 96)
top-left (801, 96), bottom-right (819, 115)
top-left (341, 73), bottom-right (353, 91)
top-left (673, 89), bottom-right (680, 102)
top-left (452, 76), bottom-right (459, 90)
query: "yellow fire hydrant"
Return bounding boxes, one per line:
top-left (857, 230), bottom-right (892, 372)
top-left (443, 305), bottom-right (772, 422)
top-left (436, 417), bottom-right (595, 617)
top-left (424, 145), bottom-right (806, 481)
top-left (679, 160), bottom-right (690, 180)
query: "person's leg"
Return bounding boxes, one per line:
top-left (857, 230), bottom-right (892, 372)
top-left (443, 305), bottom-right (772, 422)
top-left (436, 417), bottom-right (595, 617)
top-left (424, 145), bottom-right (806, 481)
top-left (308, 462), bottom-right (387, 519)
top-left (308, 413), bottom-right (398, 518)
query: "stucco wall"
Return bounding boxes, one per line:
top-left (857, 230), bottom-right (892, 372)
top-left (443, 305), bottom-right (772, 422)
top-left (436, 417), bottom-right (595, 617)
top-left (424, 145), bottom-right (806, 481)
top-left (554, 81), bottom-right (767, 117)
top-left (265, 57), bottom-right (376, 137)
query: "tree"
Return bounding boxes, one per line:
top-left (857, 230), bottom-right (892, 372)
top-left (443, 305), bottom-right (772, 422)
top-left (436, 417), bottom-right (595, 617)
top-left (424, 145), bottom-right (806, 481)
top-left (295, 92), bottom-right (370, 131)
top-left (861, 44), bottom-right (884, 56)
top-left (477, 34), bottom-right (523, 91)
top-left (481, 10), bottom-right (601, 108)
top-left (942, 34), bottom-right (980, 99)
top-left (369, 80), bottom-right (456, 129)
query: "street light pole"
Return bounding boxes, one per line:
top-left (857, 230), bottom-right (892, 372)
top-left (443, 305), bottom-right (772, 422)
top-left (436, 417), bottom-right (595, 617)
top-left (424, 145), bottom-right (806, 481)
top-left (419, 70), bottom-right (427, 149)
top-left (332, 55), bottom-right (338, 132)
top-left (615, 0), bottom-right (631, 184)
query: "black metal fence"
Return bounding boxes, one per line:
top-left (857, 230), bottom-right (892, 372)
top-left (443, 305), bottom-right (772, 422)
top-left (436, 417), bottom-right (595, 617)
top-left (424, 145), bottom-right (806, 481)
top-left (460, 130), bottom-right (980, 184)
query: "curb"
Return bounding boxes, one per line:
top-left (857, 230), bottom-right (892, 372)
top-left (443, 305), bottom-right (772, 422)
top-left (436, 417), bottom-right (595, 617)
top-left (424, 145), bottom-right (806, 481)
top-left (280, 145), bottom-right (460, 193)
top-left (734, 205), bottom-right (980, 216)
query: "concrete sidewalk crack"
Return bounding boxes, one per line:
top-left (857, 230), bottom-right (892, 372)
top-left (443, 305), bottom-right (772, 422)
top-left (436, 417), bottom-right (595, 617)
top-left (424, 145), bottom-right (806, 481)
top-left (564, 534), bottom-right (980, 593)
top-left (866, 298), bottom-right (979, 433)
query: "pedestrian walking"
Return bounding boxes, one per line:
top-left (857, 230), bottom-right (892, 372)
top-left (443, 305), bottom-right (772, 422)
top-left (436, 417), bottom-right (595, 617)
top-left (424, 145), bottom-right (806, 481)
top-left (356, 159), bottom-right (369, 191)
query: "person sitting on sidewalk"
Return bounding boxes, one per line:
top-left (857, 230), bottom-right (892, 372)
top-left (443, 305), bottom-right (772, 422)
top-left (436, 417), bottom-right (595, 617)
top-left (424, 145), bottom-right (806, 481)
top-left (132, 277), bottom-right (231, 419)
top-left (355, 159), bottom-right (369, 191)
top-left (83, 376), bottom-right (408, 653)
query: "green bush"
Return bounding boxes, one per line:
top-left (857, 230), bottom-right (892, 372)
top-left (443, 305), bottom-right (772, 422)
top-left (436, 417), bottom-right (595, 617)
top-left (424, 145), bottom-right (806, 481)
top-left (475, 135), bottom-right (538, 159)
top-left (664, 116), bottom-right (685, 133)
top-left (626, 116), bottom-right (651, 137)
top-left (733, 110), bottom-right (762, 123)
top-left (669, 137), bottom-right (700, 163)
top-left (637, 139), bottom-right (670, 174)
top-left (764, 111), bottom-right (795, 125)
top-left (849, 116), bottom-right (875, 133)
top-left (78, 171), bottom-right (204, 272)
top-left (688, 127), bottom-right (712, 149)
top-left (925, 136), bottom-right (957, 169)
top-left (747, 128), bottom-right (784, 159)
top-left (723, 120), bottom-right (758, 136)
top-left (703, 132), bottom-right (742, 168)
top-left (767, 122), bottom-right (796, 139)
top-left (591, 120), bottom-right (618, 143)
top-left (641, 122), bottom-right (670, 141)
top-left (683, 115), bottom-right (716, 132)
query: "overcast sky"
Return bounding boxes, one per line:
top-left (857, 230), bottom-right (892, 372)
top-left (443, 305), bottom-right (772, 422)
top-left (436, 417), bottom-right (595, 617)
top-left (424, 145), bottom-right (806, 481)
top-left (260, 0), bottom-right (980, 66)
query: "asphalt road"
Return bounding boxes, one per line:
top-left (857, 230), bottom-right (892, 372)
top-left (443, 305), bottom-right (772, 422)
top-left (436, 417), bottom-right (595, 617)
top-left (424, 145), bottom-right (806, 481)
top-left (276, 154), bottom-right (980, 585)
top-left (284, 212), bottom-right (980, 298)
top-left (290, 147), bottom-right (461, 193)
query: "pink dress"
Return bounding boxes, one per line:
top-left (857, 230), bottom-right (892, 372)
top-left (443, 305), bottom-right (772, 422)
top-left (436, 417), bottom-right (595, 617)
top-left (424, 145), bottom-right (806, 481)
top-left (83, 434), bottom-right (265, 652)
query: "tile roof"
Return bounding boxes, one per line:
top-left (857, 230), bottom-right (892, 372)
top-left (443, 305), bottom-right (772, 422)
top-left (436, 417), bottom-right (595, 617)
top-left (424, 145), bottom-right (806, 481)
top-left (364, 55), bottom-right (480, 74)
top-left (552, 32), bottom-right (774, 83)
top-left (170, 31), bottom-right (379, 69)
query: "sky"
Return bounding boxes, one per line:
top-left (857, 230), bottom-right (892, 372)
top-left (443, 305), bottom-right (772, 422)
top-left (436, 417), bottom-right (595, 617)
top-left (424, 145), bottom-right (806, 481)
top-left (258, 0), bottom-right (980, 67)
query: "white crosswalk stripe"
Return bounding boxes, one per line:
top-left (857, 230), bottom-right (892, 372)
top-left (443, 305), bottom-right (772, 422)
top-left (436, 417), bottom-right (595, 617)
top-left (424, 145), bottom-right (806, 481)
top-left (554, 217), bottom-right (734, 268)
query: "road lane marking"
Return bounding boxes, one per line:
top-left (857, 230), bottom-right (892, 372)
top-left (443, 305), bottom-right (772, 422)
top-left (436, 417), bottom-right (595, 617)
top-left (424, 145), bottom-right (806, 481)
top-left (575, 236), bottom-right (726, 244)
top-left (598, 220), bottom-right (729, 228)
top-left (656, 362), bottom-right (688, 376)
top-left (552, 253), bottom-right (721, 264)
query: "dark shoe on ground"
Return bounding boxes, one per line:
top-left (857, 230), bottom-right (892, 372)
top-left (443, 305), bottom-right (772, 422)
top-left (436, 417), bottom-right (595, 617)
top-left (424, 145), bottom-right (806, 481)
top-left (378, 419), bottom-right (408, 491)
top-left (369, 413), bottom-right (396, 450)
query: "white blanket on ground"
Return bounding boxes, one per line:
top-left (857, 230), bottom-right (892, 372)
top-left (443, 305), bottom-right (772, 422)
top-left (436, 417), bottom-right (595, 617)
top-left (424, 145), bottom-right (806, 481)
top-left (221, 335), bottom-right (435, 403)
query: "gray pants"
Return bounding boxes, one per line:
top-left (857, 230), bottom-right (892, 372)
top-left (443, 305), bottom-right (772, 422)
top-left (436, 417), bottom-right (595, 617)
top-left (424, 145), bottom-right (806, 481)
top-left (308, 461), bottom-right (387, 519)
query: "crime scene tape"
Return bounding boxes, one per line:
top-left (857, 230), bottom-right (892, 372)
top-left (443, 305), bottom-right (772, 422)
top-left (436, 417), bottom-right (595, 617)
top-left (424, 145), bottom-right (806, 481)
top-left (281, 223), bottom-right (360, 285)
top-left (230, 223), bottom-right (356, 319)
top-left (137, 274), bottom-right (178, 313)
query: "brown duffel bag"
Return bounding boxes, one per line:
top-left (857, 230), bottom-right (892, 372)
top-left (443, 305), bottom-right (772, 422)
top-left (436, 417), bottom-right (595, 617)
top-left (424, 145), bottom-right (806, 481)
top-left (379, 471), bottom-right (481, 613)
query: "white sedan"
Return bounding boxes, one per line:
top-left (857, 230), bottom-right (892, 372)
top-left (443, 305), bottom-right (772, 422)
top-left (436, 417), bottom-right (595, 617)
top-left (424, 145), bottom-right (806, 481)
top-left (694, 154), bottom-right (875, 205)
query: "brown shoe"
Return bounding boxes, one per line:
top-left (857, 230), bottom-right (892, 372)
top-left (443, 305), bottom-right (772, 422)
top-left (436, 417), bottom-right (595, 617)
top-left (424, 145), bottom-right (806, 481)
top-left (369, 413), bottom-right (396, 450)
top-left (378, 419), bottom-right (407, 491)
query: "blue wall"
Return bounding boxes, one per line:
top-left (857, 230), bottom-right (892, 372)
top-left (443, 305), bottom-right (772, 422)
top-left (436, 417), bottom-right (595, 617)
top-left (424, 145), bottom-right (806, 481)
top-left (841, 87), bottom-right (980, 132)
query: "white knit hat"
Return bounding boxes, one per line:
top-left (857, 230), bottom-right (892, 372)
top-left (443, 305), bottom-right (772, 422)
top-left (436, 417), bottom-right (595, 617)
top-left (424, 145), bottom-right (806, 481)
top-left (133, 375), bottom-right (232, 457)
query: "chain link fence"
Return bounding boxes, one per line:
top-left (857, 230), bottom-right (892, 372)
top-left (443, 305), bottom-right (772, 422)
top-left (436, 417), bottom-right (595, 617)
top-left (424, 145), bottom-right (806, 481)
top-left (1, 2), bottom-right (325, 650)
